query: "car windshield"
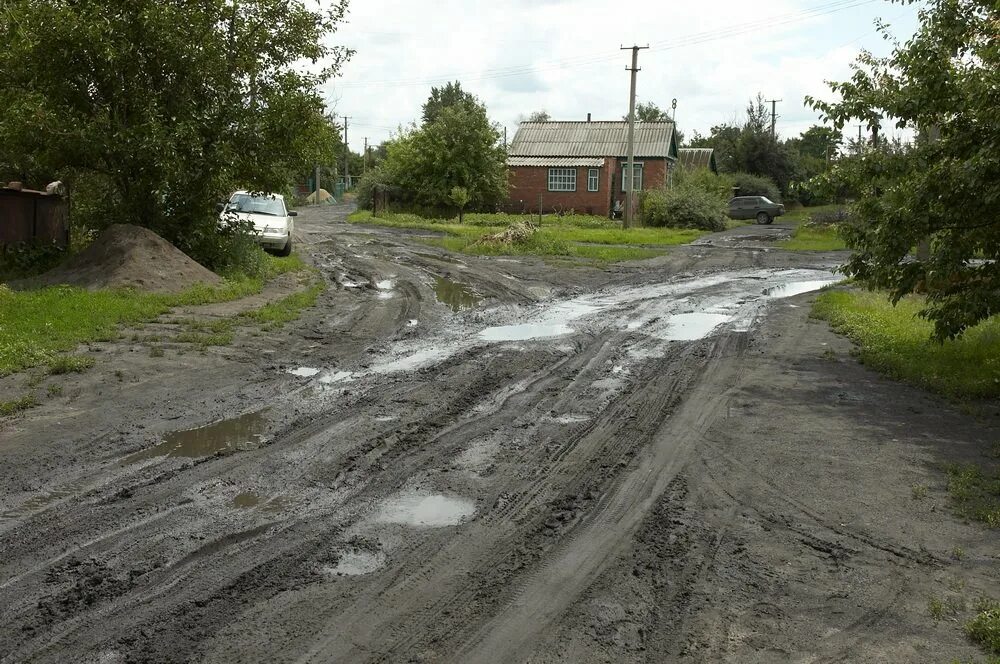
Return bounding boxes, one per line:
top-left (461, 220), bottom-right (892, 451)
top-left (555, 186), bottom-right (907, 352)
top-left (227, 193), bottom-right (284, 216)
top-left (760, 197), bottom-right (774, 204)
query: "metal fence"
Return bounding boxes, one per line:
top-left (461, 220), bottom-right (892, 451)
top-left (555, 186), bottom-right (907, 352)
top-left (0, 183), bottom-right (69, 250)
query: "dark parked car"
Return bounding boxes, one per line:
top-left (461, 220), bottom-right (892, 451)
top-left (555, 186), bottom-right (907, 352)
top-left (727, 196), bottom-right (785, 225)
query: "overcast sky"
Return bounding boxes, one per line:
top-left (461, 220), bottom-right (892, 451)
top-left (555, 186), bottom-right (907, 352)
top-left (322, 0), bottom-right (923, 153)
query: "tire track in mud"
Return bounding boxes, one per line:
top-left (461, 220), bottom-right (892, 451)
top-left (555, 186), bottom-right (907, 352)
top-left (455, 333), bottom-right (750, 663)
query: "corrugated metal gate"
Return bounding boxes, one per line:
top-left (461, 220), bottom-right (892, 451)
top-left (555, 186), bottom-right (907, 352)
top-left (0, 183), bottom-right (69, 249)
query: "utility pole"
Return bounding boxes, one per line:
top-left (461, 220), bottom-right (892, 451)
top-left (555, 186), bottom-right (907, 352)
top-left (363, 137), bottom-right (368, 175)
top-left (341, 116), bottom-right (351, 190)
top-left (766, 98), bottom-right (782, 140)
top-left (621, 44), bottom-right (648, 229)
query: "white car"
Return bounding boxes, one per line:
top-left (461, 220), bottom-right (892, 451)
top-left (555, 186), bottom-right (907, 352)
top-left (217, 190), bottom-right (297, 256)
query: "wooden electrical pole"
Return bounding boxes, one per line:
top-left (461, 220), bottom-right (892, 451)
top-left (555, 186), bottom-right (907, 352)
top-left (363, 137), bottom-right (368, 175)
top-left (341, 116), bottom-right (351, 190)
top-left (766, 98), bottom-right (782, 140)
top-left (621, 44), bottom-right (648, 229)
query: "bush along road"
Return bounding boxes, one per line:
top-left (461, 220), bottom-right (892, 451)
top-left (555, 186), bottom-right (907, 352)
top-left (0, 203), bottom-right (997, 663)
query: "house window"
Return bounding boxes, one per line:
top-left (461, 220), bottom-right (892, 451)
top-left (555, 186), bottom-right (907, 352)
top-left (621, 162), bottom-right (644, 191)
top-left (548, 168), bottom-right (577, 192)
top-left (587, 168), bottom-right (599, 192)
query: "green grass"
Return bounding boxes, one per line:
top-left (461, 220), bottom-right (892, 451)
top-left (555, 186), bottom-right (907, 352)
top-left (0, 252), bottom-right (306, 376)
top-left (351, 210), bottom-right (706, 261)
top-left (967, 599), bottom-right (1000, 655)
top-left (780, 203), bottom-right (844, 224)
top-left (173, 330), bottom-right (234, 346)
top-left (779, 224), bottom-right (848, 251)
top-left (238, 281), bottom-right (325, 329)
top-left (0, 394), bottom-right (39, 417)
top-left (946, 464), bottom-right (1000, 528)
top-left (812, 289), bottom-right (1000, 400)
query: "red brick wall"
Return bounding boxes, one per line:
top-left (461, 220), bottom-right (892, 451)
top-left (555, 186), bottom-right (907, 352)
top-left (507, 158), bottom-right (676, 218)
top-left (507, 164), bottom-right (613, 216)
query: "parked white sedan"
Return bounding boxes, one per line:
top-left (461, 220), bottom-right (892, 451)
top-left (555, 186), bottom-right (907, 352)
top-left (218, 191), bottom-right (297, 256)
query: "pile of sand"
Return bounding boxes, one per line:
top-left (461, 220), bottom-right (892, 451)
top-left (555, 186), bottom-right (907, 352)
top-left (25, 224), bottom-right (222, 293)
top-left (305, 188), bottom-right (336, 205)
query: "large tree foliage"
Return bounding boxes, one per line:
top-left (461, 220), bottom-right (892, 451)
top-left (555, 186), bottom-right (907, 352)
top-left (380, 90), bottom-right (507, 212)
top-left (0, 0), bottom-right (349, 251)
top-left (807, 0), bottom-right (998, 339)
top-left (421, 81), bottom-right (478, 125)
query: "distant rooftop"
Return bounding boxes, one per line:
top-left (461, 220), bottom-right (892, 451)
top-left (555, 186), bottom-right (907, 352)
top-left (677, 148), bottom-right (718, 173)
top-left (508, 121), bottom-right (677, 159)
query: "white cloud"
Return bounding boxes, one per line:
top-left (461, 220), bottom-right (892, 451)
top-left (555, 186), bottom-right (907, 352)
top-left (323, 0), bottom-right (922, 151)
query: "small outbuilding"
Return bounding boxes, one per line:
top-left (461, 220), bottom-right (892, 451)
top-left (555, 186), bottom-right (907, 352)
top-left (677, 148), bottom-right (719, 175)
top-left (505, 120), bottom-right (679, 217)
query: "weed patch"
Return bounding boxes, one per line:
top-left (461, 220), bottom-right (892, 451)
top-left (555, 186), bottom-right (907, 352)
top-left (239, 282), bottom-right (324, 329)
top-left (46, 354), bottom-right (96, 375)
top-left (0, 394), bottom-right (39, 417)
top-left (946, 463), bottom-right (1000, 528)
top-left (812, 290), bottom-right (1000, 400)
top-left (966, 599), bottom-right (1000, 654)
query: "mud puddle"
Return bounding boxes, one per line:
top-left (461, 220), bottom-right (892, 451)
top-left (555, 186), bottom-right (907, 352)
top-left (374, 492), bottom-right (476, 527)
top-left (326, 549), bottom-right (387, 576)
top-left (288, 367), bottom-right (321, 377)
top-left (123, 410), bottom-right (268, 464)
top-left (434, 276), bottom-right (480, 312)
top-left (479, 302), bottom-right (599, 341)
top-left (232, 492), bottom-right (288, 512)
top-left (1, 480), bottom-right (89, 519)
top-left (661, 312), bottom-right (732, 341)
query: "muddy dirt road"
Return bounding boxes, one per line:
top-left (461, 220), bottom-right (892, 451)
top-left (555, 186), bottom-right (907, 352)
top-left (2, 205), bottom-right (997, 663)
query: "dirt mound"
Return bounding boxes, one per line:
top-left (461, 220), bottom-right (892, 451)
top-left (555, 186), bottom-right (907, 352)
top-left (25, 224), bottom-right (222, 293)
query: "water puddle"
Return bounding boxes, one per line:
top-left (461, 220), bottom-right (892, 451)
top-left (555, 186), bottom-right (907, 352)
top-left (326, 549), bottom-right (387, 576)
top-left (122, 410), bottom-right (268, 464)
top-left (552, 414), bottom-right (591, 424)
top-left (763, 279), bottom-right (837, 298)
top-left (479, 302), bottom-right (598, 342)
top-left (374, 492), bottom-right (475, 527)
top-left (434, 276), bottom-right (480, 312)
top-left (662, 312), bottom-right (732, 341)
top-left (375, 279), bottom-right (394, 290)
top-left (231, 492), bottom-right (287, 512)
top-left (319, 370), bottom-right (354, 384)
top-left (371, 348), bottom-right (452, 373)
top-left (407, 319), bottom-right (419, 327)
top-left (288, 367), bottom-right (320, 377)
top-left (232, 492), bottom-right (260, 508)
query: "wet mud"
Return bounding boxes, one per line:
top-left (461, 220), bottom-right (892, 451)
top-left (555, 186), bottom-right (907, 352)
top-left (1, 204), bottom-right (996, 663)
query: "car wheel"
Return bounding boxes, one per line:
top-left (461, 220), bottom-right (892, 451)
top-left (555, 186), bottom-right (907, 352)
top-left (756, 212), bottom-right (770, 225)
top-left (277, 236), bottom-right (292, 257)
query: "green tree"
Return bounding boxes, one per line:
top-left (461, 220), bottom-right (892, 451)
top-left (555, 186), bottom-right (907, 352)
top-left (421, 81), bottom-right (478, 125)
top-left (626, 101), bottom-right (669, 122)
top-left (525, 110), bottom-right (551, 122)
top-left (797, 125), bottom-right (842, 161)
top-left (385, 94), bottom-right (507, 211)
top-left (807, 0), bottom-right (999, 339)
top-left (0, 0), bottom-right (350, 255)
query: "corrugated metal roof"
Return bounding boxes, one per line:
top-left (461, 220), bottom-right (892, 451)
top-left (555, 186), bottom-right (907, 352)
top-left (508, 121), bottom-right (676, 158)
top-left (677, 148), bottom-right (717, 171)
top-left (506, 156), bottom-right (605, 167)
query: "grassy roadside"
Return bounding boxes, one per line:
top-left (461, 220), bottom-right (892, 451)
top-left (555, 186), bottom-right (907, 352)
top-left (812, 289), bottom-right (1000, 400)
top-left (348, 210), bottom-right (705, 261)
top-left (0, 253), bottom-right (306, 377)
top-left (778, 204), bottom-right (848, 251)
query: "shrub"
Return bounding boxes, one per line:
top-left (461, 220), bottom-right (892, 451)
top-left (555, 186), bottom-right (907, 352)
top-left (672, 167), bottom-right (735, 204)
top-left (809, 208), bottom-right (851, 226)
top-left (731, 172), bottom-right (781, 201)
top-left (641, 187), bottom-right (726, 231)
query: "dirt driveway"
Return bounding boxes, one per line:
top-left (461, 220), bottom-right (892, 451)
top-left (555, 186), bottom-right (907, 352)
top-left (1, 204), bottom-right (996, 663)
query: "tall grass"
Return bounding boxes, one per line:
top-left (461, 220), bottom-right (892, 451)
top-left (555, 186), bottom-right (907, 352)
top-left (812, 289), bottom-right (1000, 399)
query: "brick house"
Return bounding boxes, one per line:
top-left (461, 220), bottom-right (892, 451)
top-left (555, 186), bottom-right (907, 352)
top-left (505, 120), bottom-right (679, 217)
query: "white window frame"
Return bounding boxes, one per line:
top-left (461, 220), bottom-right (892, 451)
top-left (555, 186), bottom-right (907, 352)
top-left (587, 168), bottom-right (600, 192)
top-left (548, 168), bottom-right (577, 192)
top-left (621, 162), bottom-right (644, 192)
